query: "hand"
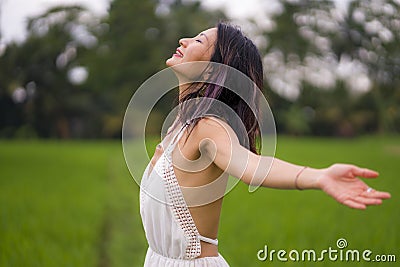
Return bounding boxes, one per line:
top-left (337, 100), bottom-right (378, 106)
top-left (317, 164), bottom-right (391, 210)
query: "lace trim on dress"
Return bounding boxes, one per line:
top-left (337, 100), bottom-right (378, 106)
top-left (161, 122), bottom-right (202, 259)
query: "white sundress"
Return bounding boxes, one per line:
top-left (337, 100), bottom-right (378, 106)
top-left (139, 121), bottom-right (230, 266)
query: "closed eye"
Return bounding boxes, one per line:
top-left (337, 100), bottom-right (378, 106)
top-left (196, 39), bottom-right (203, 43)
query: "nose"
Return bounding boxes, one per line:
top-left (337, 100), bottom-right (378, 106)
top-left (179, 38), bottom-right (189, 47)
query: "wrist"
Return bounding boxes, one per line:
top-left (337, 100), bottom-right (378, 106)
top-left (296, 167), bottom-right (323, 190)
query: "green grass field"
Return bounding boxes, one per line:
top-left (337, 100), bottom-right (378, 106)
top-left (0, 136), bottom-right (399, 266)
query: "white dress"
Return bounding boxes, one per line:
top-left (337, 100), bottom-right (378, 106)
top-left (139, 121), bottom-right (230, 266)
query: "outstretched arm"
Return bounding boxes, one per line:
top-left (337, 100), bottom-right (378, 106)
top-left (196, 117), bottom-right (391, 209)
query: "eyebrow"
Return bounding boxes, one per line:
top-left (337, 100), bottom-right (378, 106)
top-left (199, 33), bottom-right (209, 43)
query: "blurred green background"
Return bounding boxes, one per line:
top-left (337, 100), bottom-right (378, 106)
top-left (1, 137), bottom-right (398, 266)
top-left (0, 0), bottom-right (399, 266)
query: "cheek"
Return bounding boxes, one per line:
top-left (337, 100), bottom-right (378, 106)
top-left (185, 45), bottom-right (214, 62)
top-left (204, 49), bottom-right (214, 60)
top-left (184, 50), bottom-right (200, 61)
top-left (197, 48), bottom-right (213, 61)
top-left (203, 44), bottom-right (215, 61)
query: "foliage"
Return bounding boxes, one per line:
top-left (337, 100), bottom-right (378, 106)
top-left (262, 0), bottom-right (400, 136)
top-left (0, 6), bottom-right (101, 138)
top-left (0, 0), bottom-right (399, 137)
top-left (0, 0), bottom-right (225, 138)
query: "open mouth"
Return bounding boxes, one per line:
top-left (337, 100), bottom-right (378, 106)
top-left (174, 48), bottom-right (183, 57)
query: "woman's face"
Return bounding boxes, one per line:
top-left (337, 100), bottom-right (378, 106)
top-left (166, 27), bottom-right (217, 67)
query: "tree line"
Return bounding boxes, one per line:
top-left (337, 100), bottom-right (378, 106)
top-left (0, 0), bottom-right (399, 139)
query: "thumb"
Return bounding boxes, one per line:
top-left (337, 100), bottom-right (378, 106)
top-left (352, 166), bottom-right (379, 178)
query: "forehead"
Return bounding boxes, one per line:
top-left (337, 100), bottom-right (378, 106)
top-left (199, 27), bottom-right (217, 39)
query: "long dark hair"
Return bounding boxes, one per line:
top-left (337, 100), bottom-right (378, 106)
top-left (175, 22), bottom-right (264, 154)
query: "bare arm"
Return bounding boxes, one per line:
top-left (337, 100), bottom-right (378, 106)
top-left (196, 117), bottom-right (391, 209)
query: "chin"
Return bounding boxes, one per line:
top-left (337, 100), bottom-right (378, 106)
top-left (166, 59), bottom-right (173, 67)
top-left (166, 57), bottom-right (179, 67)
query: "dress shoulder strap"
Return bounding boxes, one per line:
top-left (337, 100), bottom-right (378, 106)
top-left (164, 120), bottom-right (190, 156)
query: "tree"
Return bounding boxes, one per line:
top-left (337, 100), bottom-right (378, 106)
top-left (85, 0), bottom-right (226, 137)
top-left (0, 1), bottom-right (227, 138)
top-left (261, 0), bottom-right (400, 135)
top-left (0, 5), bottom-right (102, 138)
top-left (329, 0), bottom-right (400, 133)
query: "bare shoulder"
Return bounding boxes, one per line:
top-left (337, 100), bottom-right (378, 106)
top-left (192, 117), bottom-right (239, 144)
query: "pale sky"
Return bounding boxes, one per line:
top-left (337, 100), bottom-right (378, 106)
top-left (0, 0), bottom-right (350, 44)
top-left (0, 0), bottom-right (109, 43)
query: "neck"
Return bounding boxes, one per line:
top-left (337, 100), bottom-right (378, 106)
top-left (173, 61), bottom-right (210, 101)
top-left (178, 83), bottom-right (191, 102)
top-left (177, 75), bottom-right (203, 102)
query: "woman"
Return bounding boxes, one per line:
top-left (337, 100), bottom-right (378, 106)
top-left (139, 22), bottom-right (391, 266)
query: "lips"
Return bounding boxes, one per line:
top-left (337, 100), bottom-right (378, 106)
top-left (174, 48), bottom-right (184, 58)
